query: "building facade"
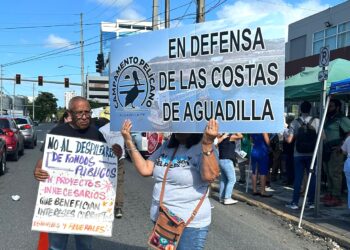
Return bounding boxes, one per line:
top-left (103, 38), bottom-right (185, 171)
top-left (64, 91), bottom-right (76, 109)
top-left (86, 76), bottom-right (109, 105)
top-left (100, 19), bottom-right (153, 76)
top-left (286, 1), bottom-right (350, 77)
top-left (87, 20), bottom-right (153, 104)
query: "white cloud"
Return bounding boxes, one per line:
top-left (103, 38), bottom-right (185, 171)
top-left (216, 0), bottom-right (329, 31)
top-left (94, 0), bottom-right (133, 7)
top-left (119, 7), bottom-right (144, 20)
top-left (44, 34), bottom-right (72, 48)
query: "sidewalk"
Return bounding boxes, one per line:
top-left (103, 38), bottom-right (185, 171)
top-left (211, 176), bottom-right (350, 249)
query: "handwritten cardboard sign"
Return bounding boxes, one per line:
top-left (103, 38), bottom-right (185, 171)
top-left (109, 19), bottom-right (285, 133)
top-left (32, 134), bottom-right (117, 237)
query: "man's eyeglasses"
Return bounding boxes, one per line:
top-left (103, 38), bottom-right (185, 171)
top-left (70, 110), bottom-right (92, 118)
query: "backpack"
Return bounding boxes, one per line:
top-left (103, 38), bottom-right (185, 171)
top-left (295, 117), bottom-right (317, 153)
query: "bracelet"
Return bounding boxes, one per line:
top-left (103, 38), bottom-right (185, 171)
top-left (125, 146), bottom-right (138, 152)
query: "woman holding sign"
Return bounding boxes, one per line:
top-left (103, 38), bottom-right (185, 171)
top-left (121, 119), bottom-right (219, 250)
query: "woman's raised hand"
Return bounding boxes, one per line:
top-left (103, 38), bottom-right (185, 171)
top-left (203, 118), bottom-right (219, 145)
top-left (120, 119), bottom-right (133, 142)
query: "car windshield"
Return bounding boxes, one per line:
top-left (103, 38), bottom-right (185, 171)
top-left (14, 118), bottom-right (28, 125)
top-left (0, 119), bottom-right (10, 129)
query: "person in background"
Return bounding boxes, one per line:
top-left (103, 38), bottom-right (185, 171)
top-left (58, 110), bottom-right (71, 124)
top-left (121, 119), bottom-right (219, 250)
top-left (270, 133), bottom-right (283, 182)
top-left (282, 115), bottom-right (295, 185)
top-left (323, 99), bottom-right (350, 207)
top-left (250, 133), bottom-right (272, 197)
top-left (285, 101), bottom-right (319, 210)
top-left (34, 96), bottom-right (121, 250)
top-left (341, 133), bottom-right (350, 209)
top-left (216, 133), bottom-right (243, 205)
top-left (237, 134), bottom-right (251, 185)
top-left (98, 106), bottom-right (126, 219)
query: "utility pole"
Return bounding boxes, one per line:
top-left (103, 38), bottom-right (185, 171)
top-left (197, 0), bottom-right (205, 23)
top-left (0, 64), bottom-right (3, 115)
top-left (152, 0), bottom-right (159, 30)
top-left (80, 13), bottom-right (85, 97)
top-left (13, 77), bottom-right (16, 115)
top-left (165, 0), bottom-right (170, 28)
top-left (32, 81), bottom-right (35, 120)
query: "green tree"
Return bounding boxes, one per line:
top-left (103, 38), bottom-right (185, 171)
top-left (29, 92), bottom-right (58, 122)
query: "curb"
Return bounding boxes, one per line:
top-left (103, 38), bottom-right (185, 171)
top-left (211, 184), bottom-right (350, 249)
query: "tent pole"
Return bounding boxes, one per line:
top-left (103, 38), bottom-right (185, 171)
top-left (298, 96), bottom-right (331, 228)
top-left (315, 67), bottom-right (328, 216)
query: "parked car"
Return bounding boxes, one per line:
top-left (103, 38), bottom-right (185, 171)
top-left (0, 117), bottom-right (25, 161)
top-left (131, 132), bottom-right (164, 158)
top-left (0, 131), bottom-right (7, 175)
top-left (13, 116), bottom-right (37, 148)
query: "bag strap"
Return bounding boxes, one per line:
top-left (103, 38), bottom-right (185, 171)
top-left (307, 117), bottom-right (315, 126)
top-left (159, 147), bottom-right (178, 206)
top-left (159, 145), bottom-right (209, 226)
top-left (297, 117), bottom-right (305, 126)
top-left (184, 187), bottom-right (208, 226)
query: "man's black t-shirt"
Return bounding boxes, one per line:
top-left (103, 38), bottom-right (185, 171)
top-left (41, 123), bottom-right (106, 152)
top-left (49, 123), bottom-right (106, 142)
top-left (218, 136), bottom-right (236, 161)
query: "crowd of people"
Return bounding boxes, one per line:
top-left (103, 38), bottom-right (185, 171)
top-left (33, 96), bottom-right (350, 250)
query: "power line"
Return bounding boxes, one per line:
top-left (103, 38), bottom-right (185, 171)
top-left (0, 22), bottom-right (100, 30)
top-left (1, 0), bottom-right (227, 68)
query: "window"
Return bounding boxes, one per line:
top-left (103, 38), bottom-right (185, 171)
top-left (14, 118), bottom-right (28, 125)
top-left (337, 21), bottom-right (350, 48)
top-left (290, 35), bottom-right (306, 60)
top-left (313, 40), bottom-right (323, 54)
top-left (312, 20), bottom-right (350, 55)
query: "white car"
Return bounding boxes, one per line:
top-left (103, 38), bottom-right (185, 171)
top-left (131, 132), bottom-right (164, 158)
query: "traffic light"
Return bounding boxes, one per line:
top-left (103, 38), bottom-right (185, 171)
top-left (38, 76), bottom-right (43, 86)
top-left (15, 74), bottom-right (21, 84)
top-left (64, 78), bottom-right (69, 88)
top-left (96, 53), bottom-right (104, 73)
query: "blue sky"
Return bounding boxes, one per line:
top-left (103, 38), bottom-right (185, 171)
top-left (0, 0), bottom-right (346, 107)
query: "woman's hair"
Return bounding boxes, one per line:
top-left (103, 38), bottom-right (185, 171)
top-left (58, 110), bottom-right (70, 124)
top-left (167, 133), bottom-right (203, 148)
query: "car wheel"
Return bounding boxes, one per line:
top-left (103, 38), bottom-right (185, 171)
top-left (0, 150), bottom-right (6, 175)
top-left (29, 139), bottom-right (35, 149)
top-left (34, 138), bottom-right (37, 147)
top-left (19, 144), bottom-right (24, 155)
top-left (12, 148), bottom-right (19, 161)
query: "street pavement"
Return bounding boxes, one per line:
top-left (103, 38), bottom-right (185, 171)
top-left (217, 169), bottom-right (350, 249)
top-left (0, 123), bottom-right (346, 249)
top-left (0, 123), bottom-right (334, 250)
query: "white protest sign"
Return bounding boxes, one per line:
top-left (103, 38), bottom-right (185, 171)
top-left (110, 19), bottom-right (285, 133)
top-left (32, 134), bottom-right (117, 237)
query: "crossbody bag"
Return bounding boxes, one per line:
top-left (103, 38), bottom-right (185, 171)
top-left (148, 147), bottom-right (208, 250)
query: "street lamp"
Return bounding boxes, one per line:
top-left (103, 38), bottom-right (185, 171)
top-left (58, 65), bottom-right (81, 69)
top-left (57, 65), bottom-right (85, 96)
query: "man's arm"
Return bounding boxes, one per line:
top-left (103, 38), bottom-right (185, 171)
top-left (112, 144), bottom-right (122, 160)
top-left (34, 159), bottom-right (49, 182)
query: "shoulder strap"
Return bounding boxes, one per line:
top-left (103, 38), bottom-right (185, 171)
top-left (307, 117), bottom-right (315, 126)
top-left (159, 145), bottom-right (209, 226)
top-left (159, 147), bottom-right (178, 206)
top-left (185, 187), bottom-right (208, 226)
top-left (297, 117), bottom-right (304, 125)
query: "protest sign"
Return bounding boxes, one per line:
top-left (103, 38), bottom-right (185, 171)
top-left (109, 19), bottom-right (285, 133)
top-left (32, 134), bottom-right (117, 237)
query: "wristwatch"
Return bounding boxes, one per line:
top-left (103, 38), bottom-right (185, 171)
top-left (203, 149), bottom-right (214, 156)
